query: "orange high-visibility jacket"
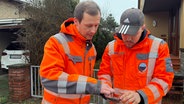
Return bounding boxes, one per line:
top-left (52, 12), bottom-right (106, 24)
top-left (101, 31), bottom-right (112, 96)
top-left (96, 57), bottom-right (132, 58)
top-left (40, 18), bottom-right (101, 104)
top-left (98, 30), bottom-right (174, 104)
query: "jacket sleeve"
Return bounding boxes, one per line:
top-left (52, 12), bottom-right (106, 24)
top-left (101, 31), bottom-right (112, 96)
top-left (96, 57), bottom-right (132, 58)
top-left (137, 41), bottom-right (174, 103)
top-left (39, 37), bottom-right (101, 95)
top-left (97, 44), bottom-right (113, 87)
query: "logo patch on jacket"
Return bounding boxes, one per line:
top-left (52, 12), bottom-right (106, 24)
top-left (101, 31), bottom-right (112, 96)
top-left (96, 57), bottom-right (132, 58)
top-left (138, 63), bottom-right (147, 72)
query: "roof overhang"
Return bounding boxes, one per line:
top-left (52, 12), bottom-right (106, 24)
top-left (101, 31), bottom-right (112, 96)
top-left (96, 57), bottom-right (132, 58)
top-left (7, 0), bottom-right (25, 4)
top-left (143, 0), bottom-right (181, 13)
top-left (0, 18), bottom-right (25, 29)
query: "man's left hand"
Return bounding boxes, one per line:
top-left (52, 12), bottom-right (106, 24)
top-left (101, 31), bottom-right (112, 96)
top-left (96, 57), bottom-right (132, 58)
top-left (119, 90), bottom-right (141, 104)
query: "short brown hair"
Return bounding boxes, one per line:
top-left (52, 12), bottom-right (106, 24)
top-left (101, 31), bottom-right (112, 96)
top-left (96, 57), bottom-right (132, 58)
top-left (74, 0), bottom-right (101, 22)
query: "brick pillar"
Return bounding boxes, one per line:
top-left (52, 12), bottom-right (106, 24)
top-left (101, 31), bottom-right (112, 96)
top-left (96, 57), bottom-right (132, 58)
top-left (8, 64), bottom-right (31, 102)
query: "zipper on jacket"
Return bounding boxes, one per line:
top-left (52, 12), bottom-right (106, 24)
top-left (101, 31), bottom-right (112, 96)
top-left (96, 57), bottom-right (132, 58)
top-left (89, 61), bottom-right (92, 77)
top-left (83, 40), bottom-right (92, 75)
top-left (124, 48), bottom-right (131, 88)
top-left (123, 48), bottom-right (128, 88)
top-left (84, 50), bottom-right (87, 75)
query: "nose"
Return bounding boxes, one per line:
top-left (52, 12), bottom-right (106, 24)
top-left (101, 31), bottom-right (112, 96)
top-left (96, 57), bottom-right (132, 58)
top-left (90, 26), bottom-right (97, 34)
top-left (126, 36), bottom-right (132, 41)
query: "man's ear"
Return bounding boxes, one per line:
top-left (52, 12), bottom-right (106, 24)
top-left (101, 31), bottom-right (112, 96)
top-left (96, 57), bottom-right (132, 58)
top-left (74, 17), bottom-right (79, 25)
top-left (141, 24), bottom-right (146, 30)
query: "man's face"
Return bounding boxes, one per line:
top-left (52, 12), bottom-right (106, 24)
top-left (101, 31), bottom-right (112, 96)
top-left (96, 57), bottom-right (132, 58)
top-left (75, 12), bottom-right (101, 40)
top-left (121, 26), bottom-right (144, 48)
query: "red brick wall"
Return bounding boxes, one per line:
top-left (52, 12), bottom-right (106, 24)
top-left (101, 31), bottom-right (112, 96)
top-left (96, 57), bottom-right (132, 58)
top-left (8, 64), bottom-right (31, 102)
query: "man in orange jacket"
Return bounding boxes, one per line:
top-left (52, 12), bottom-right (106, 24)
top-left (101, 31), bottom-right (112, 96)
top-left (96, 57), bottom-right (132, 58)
top-left (40, 1), bottom-right (114, 104)
top-left (98, 8), bottom-right (174, 104)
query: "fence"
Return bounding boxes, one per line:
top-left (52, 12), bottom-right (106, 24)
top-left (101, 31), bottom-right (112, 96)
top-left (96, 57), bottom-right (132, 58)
top-left (30, 65), bottom-right (43, 98)
top-left (30, 65), bottom-right (107, 104)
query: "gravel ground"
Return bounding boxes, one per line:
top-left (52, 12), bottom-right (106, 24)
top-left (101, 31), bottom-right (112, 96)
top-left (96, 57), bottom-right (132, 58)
top-left (5, 97), bottom-right (42, 104)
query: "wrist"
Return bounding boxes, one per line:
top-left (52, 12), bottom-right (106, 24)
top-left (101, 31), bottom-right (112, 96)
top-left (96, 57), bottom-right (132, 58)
top-left (136, 91), bottom-right (145, 104)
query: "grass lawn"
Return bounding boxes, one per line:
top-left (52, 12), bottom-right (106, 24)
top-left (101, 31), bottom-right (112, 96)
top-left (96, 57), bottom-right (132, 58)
top-left (0, 74), bottom-right (9, 103)
top-left (0, 74), bottom-right (41, 104)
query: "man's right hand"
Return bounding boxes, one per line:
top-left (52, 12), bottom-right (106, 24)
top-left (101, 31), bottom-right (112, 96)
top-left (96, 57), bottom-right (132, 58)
top-left (100, 82), bottom-right (115, 98)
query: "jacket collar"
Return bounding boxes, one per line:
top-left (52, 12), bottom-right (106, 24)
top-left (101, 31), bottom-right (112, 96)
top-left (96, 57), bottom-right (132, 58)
top-left (60, 18), bottom-right (87, 47)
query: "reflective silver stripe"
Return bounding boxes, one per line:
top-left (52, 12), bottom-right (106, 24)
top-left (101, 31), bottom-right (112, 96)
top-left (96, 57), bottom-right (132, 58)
top-left (53, 33), bottom-right (70, 54)
top-left (147, 84), bottom-right (160, 100)
top-left (136, 53), bottom-right (149, 60)
top-left (58, 72), bottom-right (69, 93)
top-left (98, 74), bottom-right (112, 85)
top-left (98, 75), bottom-right (112, 81)
top-left (165, 58), bottom-right (173, 72)
top-left (108, 40), bottom-right (115, 55)
top-left (68, 55), bottom-right (82, 64)
top-left (147, 37), bottom-right (162, 84)
top-left (152, 78), bottom-right (169, 95)
top-left (147, 58), bottom-right (156, 83)
top-left (149, 52), bottom-right (158, 58)
top-left (76, 75), bottom-right (87, 93)
top-left (137, 90), bottom-right (148, 104)
top-left (146, 37), bottom-right (162, 102)
top-left (45, 88), bottom-right (89, 99)
top-left (42, 98), bottom-right (51, 104)
top-left (57, 94), bottom-right (89, 99)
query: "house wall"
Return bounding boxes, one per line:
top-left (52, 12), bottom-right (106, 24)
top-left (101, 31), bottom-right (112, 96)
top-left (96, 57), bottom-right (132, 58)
top-left (0, 1), bottom-right (27, 19)
top-left (144, 12), bottom-right (169, 42)
top-left (180, 0), bottom-right (184, 72)
top-left (180, 0), bottom-right (184, 49)
top-left (0, 1), bottom-right (27, 64)
top-left (139, 0), bottom-right (145, 10)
